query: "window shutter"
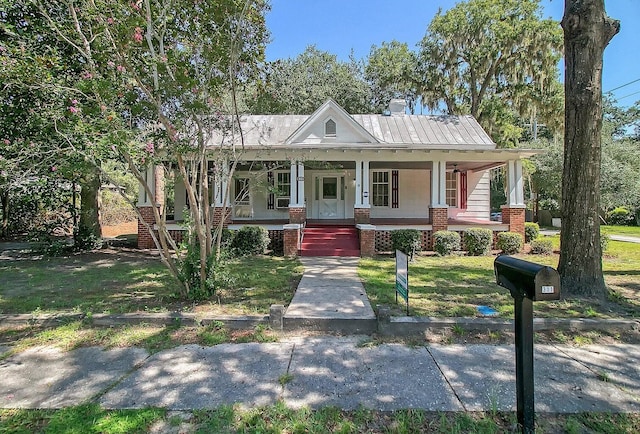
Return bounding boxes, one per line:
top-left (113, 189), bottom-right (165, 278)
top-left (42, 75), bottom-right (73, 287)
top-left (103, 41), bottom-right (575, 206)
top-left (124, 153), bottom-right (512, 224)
top-left (267, 171), bottom-right (274, 209)
top-left (460, 172), bottom-right (468, 210)
top-left (392, 170), bottom-right (399, 208)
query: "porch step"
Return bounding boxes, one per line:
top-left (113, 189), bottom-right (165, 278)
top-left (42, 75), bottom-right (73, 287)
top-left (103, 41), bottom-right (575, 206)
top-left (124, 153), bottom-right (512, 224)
top-left (301, 226), bottom-right (360, 257)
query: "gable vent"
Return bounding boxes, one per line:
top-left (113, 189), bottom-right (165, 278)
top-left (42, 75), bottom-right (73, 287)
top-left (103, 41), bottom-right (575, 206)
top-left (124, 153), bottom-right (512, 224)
top-left (325, 119), bottom-right (336, 137)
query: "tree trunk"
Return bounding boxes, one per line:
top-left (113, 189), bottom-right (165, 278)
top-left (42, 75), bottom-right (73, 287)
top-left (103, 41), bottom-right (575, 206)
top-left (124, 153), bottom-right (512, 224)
top-left (0, 190), bottom-right (8, 238)
top-left (78, 166), bottom-right (102, 244)
top-left (559, 0), bottom-right (619, 297)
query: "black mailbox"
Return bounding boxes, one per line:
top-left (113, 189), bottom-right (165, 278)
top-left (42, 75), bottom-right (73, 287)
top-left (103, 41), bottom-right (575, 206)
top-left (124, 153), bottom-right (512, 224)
top-left (494, 255), bottom-right (560, 301)
top-left (494, 255), bottom-right (561, 433)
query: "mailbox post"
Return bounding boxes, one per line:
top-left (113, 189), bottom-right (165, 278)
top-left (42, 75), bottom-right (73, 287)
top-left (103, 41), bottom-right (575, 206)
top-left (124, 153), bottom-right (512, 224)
top-left (494, 256), bottom-right (560, 434)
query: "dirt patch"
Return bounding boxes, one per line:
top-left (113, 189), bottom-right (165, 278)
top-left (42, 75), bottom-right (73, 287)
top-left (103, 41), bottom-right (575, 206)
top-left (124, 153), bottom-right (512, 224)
top-left (101, 220), bottom-right (137, 238)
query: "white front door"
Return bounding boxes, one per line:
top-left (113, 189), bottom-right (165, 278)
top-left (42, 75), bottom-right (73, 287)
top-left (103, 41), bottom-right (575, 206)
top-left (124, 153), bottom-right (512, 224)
top-left (314, 175), bottom-right (345, 219)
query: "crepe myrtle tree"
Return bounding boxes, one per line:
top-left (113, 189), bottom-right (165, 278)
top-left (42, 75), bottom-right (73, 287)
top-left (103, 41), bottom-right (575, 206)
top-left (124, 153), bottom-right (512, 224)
top-left (34, 0), bottom-right (269, 298)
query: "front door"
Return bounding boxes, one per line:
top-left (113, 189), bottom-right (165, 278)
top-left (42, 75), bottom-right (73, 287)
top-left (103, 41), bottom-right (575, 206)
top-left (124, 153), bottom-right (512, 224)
top-left (314, 175), bottom-right (345, 219)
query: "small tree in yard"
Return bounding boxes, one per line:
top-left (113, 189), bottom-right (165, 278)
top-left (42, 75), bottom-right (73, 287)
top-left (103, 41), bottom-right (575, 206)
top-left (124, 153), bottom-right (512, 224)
top-left (559, 0), bottom-right (619, 298)
top-left (31, 0), bottom-right (269, 298)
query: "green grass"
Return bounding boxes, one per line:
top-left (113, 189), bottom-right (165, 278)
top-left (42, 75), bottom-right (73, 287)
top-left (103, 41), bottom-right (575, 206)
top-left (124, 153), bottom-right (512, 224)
top-left (601, 225), bottom-right (640, 237)
top-left (0, 251), bottom-right (302, 316)
top-left (0, 321), bottom-right (278, 357)
top-left (360, 237), bottom-right (640, 318)
top-left (0, 404), bottom-right (164, 434)
top-left (2, 405), bottom-right (638, 433)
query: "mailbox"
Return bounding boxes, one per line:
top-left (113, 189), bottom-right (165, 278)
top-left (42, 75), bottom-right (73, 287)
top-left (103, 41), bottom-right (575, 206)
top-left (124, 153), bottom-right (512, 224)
top-left (494, 255), bottom-right (561, 434)
top-left (494, 255), bottom-right (560, 301)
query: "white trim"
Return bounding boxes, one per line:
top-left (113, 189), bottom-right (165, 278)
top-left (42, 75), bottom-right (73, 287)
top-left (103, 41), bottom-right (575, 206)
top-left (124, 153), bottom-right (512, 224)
top-left (356, 224), bottom-right (376, 230)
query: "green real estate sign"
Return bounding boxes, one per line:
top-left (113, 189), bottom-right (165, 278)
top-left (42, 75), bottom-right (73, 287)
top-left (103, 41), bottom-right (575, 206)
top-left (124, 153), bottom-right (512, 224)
top-left (395, 250), bottom-right (409, 309)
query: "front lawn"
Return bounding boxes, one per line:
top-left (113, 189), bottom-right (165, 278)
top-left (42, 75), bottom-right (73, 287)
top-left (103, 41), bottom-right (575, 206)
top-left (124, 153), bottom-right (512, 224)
top-left (0, 250), bottom-right (303, 316)
top-left (359, 237), bottom-right (640, 318)
top-left (601, 225), bottom-right (640, 237)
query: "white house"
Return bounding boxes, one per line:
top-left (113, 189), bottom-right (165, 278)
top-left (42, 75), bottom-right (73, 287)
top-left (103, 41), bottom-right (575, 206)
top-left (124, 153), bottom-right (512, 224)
top-left (137, 99), bottom-right (536, 256)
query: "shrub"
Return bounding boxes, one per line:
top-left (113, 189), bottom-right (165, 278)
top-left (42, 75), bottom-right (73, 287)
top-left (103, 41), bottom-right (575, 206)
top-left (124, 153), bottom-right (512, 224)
top-left (230, 226), bottom-right (270, 256)
top-left (529, 239), bottom-right (554, 255)
top-left (606, 206), bottom-right (634, 226)
top-left (496, 232), bottom-right (523, 254)
top-left (524, 222), bottom-right (540, 243)
top-left (433, 230), bottom-right (461, 256)
top-left (463, 228), bottom-right (493, 256)
top-left (391, 229), bottom-right (421, 259)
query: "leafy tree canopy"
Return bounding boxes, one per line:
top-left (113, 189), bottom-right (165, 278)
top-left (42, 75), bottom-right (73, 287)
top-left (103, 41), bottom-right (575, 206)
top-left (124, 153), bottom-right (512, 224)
top-left (248, 45), bottom-right (372, 115)
top-left (417, 0), bottom-right (563, 147)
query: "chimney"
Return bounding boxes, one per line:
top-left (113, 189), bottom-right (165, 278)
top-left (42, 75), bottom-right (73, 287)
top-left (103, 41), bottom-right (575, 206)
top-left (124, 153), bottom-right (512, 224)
top-left (388, 98), bottom-right (406, 116)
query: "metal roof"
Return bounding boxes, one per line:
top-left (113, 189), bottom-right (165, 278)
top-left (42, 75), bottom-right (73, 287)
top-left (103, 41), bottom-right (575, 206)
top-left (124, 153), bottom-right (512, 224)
top-left (209, 113), bottom-right (496, 149)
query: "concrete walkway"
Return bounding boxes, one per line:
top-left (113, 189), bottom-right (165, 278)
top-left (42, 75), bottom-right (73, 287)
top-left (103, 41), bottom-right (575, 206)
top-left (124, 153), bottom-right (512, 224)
top-left (540, 229), bottom-right (640, 244)
top-left (1, 339), bottom-right (638, 412)
top-left (283, 257), bottom-right (376, 332)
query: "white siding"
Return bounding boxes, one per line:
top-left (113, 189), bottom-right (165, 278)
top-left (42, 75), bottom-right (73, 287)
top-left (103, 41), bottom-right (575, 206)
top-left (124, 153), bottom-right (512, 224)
top-left (369, 169), bottom-right (430, 219)
top-left (450, 171), bottom-right (491, 219)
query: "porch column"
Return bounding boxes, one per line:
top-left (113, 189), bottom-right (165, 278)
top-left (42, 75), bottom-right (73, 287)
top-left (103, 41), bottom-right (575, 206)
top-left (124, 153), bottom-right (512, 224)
top-left (429, 160), bottom-right (449, 248)
top-left (289, 160), bottom-right (306, 224)
top-left (355, 159), bottom-right (362, 207)
top-left (502, 159), bottom-right (526, 239)
top-left (213, 159), bottom-right (230, 229)
top-left (296, 161), bottom-right (305, 206)
top-left (354, 160), bottom-right (370, 224)
top-left (283, 223), bottom-right (301, 257)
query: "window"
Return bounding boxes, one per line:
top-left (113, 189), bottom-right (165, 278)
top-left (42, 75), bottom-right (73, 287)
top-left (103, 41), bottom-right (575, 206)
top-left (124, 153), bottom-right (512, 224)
top-left (325, 119), bottom-right (336, 137)
top-left (276, 172), bottom-right (291, 198)
top-left (446, 171), bottom-right (457, 207)
top-left (234, 178), bottom-right (250, 204)
top-left (372, 171), bottom-right (389, 207)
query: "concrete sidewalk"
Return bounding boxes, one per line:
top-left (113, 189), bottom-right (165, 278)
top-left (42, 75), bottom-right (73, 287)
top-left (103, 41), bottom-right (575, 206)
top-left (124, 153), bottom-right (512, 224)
top-left (0, 338), bottom-right (638, 412)
top-left (283, 257), bottom-right (376, 332)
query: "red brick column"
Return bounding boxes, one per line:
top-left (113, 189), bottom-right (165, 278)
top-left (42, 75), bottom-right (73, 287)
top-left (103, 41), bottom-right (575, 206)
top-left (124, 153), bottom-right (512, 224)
top-left (137, 206), bottom-right (156, 249)
top-left (429, 206), bottom-right (449, 248)
top-left (213, 206), bottom-right (231, 229)
top-left (354, 207), bottom-right (371, 224)
top-left (283, 224), bottom-right (301, 257)
top-left (358, 224), bottom-right (376, 257)
top-left (501, 206), bottom-right (526, 239)
top-left (289, 207), bottom-right (306, 224)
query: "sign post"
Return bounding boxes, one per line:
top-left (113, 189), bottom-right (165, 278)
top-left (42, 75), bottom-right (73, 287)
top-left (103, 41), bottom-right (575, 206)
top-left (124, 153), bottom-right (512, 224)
top-left (395, 250), bottom-right (409, 315)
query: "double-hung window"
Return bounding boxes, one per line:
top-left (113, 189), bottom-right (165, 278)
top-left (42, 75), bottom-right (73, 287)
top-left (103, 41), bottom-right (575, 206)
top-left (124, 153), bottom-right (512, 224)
top-left (372, 171), bottom-right (389, 207)
top-left (446, 172), bottom-right (457, 207)
top-left (276, 172), bottom-right (291, 198)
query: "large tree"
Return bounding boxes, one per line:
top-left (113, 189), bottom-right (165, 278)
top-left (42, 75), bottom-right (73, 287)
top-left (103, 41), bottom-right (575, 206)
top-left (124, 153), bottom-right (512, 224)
top-left (248, 46), bottom-right (372, 115)
top-left (365, 40), bottom-right (418, 114)
top-left (0, 0), bottom-right (102, 243)
top-left (30, 0), bottom-right (269, 298)
top-left (559, 0), bottom-right (619, 297)
top-left (417, 0), bottom-right (563, 147)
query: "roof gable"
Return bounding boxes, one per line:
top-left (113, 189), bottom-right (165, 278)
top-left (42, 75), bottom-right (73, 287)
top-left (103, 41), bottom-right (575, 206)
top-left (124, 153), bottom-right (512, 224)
top-left (285, 99), bottom-right (379, 145)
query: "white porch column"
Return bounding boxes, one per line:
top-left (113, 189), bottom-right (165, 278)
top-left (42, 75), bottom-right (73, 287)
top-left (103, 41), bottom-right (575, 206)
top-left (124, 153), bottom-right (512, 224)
top-left (355, 159), bottom-right (363, 207)
top-left (507, 160), bottom-right (525, 206)
top-left (430, 160), bottom-right (447, 207)
top-left (215, 159), bottom-right (230, 207)
top-left (138, 166), bottom-right (155, 205)
top-left (362, 160), bottom-right (370, 207)
top-left (296, 161), bottom-right (305, 206)
top-left (289, 160), bottom-right (298, 206)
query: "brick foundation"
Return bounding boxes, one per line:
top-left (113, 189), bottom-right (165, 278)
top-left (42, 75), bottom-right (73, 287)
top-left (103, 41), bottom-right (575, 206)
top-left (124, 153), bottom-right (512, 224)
top-left (501, 206), bottom-right (526, 240)
top-left (289, 207), bottom-right (306, 224)
top-left (429, 206), bottom-right (449, 247)
top-left (137, 206), bottom-right (156, 249)
top-left (359, 228), bottom-right (375, 257)
top-left (354, 207), bottom-right (371, 224)
top-left (283, 225), bottom-right (300, 257)
top-left (213, 206), bottom-right (231, 229)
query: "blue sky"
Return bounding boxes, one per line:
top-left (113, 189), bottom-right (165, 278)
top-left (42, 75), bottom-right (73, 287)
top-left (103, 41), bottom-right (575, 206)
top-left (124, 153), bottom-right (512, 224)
top-left (265, 0), bottom-right (640, 107)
